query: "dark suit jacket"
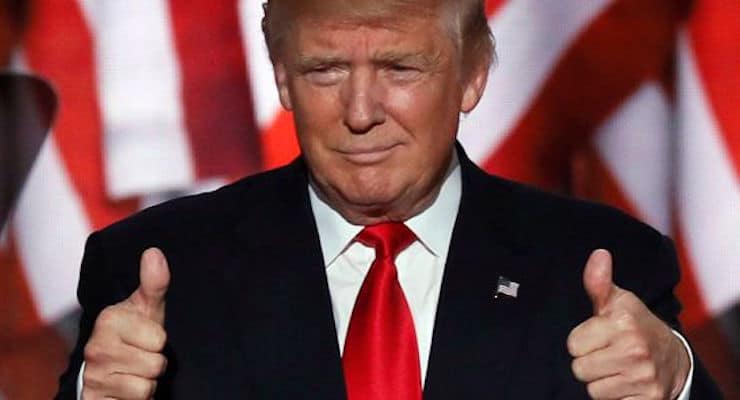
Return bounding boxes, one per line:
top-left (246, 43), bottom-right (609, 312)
top-left (56, 146), bottom-right (722, 399)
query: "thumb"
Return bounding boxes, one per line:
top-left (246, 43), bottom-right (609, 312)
top-left (129, 247), bottom-right (170, 324)
top-left (583, 249), bottom-right (616, 315)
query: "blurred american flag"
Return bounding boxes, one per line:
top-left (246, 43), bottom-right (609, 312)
top-left (0, 0), bottom-right (737, 398)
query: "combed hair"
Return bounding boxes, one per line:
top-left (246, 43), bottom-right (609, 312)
top-left (262, 0), bottom-right (495, 72)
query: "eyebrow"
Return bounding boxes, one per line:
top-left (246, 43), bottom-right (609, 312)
top-left (371, 50), bottom-right (442, 67)
top-left (296, 55), bottom-right (347, 69)
top-left (295, 50), bottom-right (442, 70)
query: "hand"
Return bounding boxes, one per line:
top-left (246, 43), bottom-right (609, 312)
top-left (567, 250), bottom-right (690, 400)
top-left (81, 248), bottom-right (170, 400)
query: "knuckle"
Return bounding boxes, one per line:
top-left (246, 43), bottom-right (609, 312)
top-left (626, 341), bottom-right (650, 362)
top-left (148, 354), bottom-right (168, 377)
top-left (80, 387), bottom-right (98, 400)
top-left (83, 342), bottom-right (106, 363)
top-left (566, 334), bottom-right (579, 356)
top-left (96, 306), bottom-right (121, 328)
top-left (634, 364), bottom-right (658, 385)
top-left (614, 310), bottom-right (637, 331)
top-left (81, 364), bottom-right (102, 389)
top-left (586, 381), bottom-right (601, 399)
top-left (141, 380), bottom-right (157, 400)
top-left (570, 358), bottom-right (585, 380)
top-left (152, 326), bottom-right (168, 350)
top-left (566, 323), bottom-right (589, 355)
top-left (133, 379), bottom-right (157, 399)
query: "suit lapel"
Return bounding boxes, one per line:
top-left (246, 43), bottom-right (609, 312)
top-left (424, 150), bottom-right (549, 399)
top-left (222, 159), bottom-right (347, 399)
top-left (214, 150), bottom-right (549, 398)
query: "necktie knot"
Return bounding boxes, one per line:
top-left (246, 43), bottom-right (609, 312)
top-left (356, 222), bottom-right (416, 260)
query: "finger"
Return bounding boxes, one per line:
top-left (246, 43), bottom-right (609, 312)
top-left (571, 345), bottom-right (631, 383)
top-left (83, 344), bottom-right (166, 389)
top-left (129, 247), bottom-right (170, 324)
top-left (583, 249), bottom-right (615, 315)
top-left (567, 315), bottom-right (615, 357)
top-left (585, 374), bottom-right (640, 400)
top-left (110, 344), bottom-right (168, 379)
top-left (117, 311), bottom-right (168, 352)
top-left (103, 373), bottom-right (157, 400)
top-left (88, 305), bottom-right (167, 360)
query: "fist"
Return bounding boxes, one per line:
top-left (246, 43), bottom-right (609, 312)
top-left (567, 250), bottom-right (690, 400)
top-left (81, 248), bottom-right (171, 400)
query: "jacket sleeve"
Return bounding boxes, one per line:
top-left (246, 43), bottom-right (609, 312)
top-left (651, 236), bottom-right (723, 399)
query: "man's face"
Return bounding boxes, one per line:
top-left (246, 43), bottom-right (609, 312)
top-left (274, 12), bottom-right (487, 224)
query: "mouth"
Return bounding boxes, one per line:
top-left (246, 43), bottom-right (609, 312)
top-left (338, 143), bottom-right (401, 165)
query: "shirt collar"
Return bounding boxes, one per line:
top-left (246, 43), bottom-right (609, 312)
top-left (309, 154), bottom-right (462, 267)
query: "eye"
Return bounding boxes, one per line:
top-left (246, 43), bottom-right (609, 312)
top-left (304, 65), bottom-right (345, 86)
top-left (391, 64), bottom-right (412, 71)
top-left (386, 64), bottom-right (421, 81)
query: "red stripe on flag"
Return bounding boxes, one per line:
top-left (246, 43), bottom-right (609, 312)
top-left (485, 0), bottom-right (507, 17)
top-left (688, 1), bottom-right (740, 179)
top-left (570, 146), bottom-right (642, 215)
top-left (482, 0), bottom-right (682, 193)
top-left (168, 0), bottom-right (263, 179)
top-left (0, 231), bottom-right (67, 399)
top-left (260, 110), bottom-right (299, 170)
top-left (23, 0), bottom-right (137, 230)
top-left (0, 3), bottom-right (13, 65)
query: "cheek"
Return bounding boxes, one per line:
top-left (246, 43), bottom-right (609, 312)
top-left (384, 80), bottom-right (461, 145)
top-left (291, 84), bottom-right (341, 139)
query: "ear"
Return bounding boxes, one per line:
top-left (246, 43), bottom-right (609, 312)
top-left (460, 62), bottom-right (489, 113)
top-left (274, 62), bottom-right (293, 111)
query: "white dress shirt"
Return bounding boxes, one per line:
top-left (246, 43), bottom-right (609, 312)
top-left (78, 157), bottom-right (693, 398)
top-left (310, 159), bottom-right (462, 385)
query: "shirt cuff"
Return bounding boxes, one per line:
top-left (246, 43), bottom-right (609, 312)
top-left (671, 330), bottom-right (694, 400)
top-left (76, 361), bottom-right (86, 400)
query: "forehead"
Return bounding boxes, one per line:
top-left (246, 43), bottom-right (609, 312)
top-left (296, 16), bottom-right (431, 43)
top-left (283, 14), bottom-right (453, 61)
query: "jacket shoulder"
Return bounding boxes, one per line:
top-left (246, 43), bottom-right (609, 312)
top-left (482, 172), bottom-right (668, 248)
top-left (97, 162), bottom-right (303, 241)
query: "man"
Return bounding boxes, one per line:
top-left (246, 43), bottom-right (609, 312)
top-left (57, 0), bottom-right (721, 399)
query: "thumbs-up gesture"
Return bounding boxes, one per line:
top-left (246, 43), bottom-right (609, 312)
top-left (567, 250), bottom-right (691, 400)
top-left (81, 248), bottom-right (170, 399)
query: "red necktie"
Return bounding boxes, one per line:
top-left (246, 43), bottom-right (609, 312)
top-left (342, 223), bottom-right (423, 400)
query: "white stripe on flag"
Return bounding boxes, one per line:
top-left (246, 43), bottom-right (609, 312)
top-left (676, 33), bottom-right (740, 315)
top-left (460, 0), bottom-right (613, 163)
top-left (238, 0), bottom-right (282, 131)
top-left (594, 82), bottom-right (672, 233)
top-left (14, 136), bottom-right (91, 322)
top-left (80, 0), bottom-right (195, 198)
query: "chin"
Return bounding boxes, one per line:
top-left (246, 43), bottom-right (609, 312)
top-left (339, 186), bottom-right (400, 208)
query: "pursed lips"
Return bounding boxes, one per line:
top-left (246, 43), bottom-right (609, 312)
top-left (337, 143), bottom-right (402, 165)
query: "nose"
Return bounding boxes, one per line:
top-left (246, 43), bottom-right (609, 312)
top-left (342, 68), bottom-right (386, 133)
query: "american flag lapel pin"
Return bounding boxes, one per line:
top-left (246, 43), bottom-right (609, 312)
top-left (494, 276), bottom-right (520, 300)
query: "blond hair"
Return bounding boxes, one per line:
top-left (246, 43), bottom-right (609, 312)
top-left (261, 0), bottom-right (495, 72)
